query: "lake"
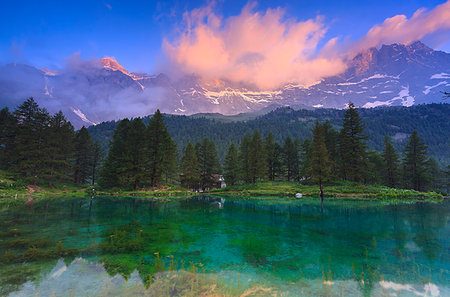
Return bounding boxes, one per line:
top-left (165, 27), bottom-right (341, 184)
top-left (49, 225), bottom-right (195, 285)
top-left (0, 196), bottom-right (449, 296)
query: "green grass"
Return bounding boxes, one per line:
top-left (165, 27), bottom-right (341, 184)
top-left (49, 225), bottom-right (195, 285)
top-left (209, 180), bottom-right (444, 200)
top-left (0, 169), bottom-right (444, 202)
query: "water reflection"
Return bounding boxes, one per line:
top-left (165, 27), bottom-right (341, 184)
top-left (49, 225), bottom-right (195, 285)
top-left (0, 196), bottom-right (449, 296)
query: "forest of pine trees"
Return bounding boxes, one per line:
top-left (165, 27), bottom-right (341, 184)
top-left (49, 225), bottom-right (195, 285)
top-left (0, 98), bottom-right (447, 193)
top-left (0, 98), bottom-right (104, 187)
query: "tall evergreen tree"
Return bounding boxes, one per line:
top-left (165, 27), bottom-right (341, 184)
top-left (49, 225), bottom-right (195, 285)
top-left (0, 108), bottom-right (16, 169)
top-left (282, 136), bottom-right (299, 181)
top-left (146, 110), bottom-right (176, 187)
top-left (161, 132), bottom-right (178, 184)
top-left (239, 133), bottom-right (252, 184)
top-left (196, 138), bottom-right (221, 189)
top-left (366, 151), bottom-right (384, 185)
top-left (265, 132), bottom-right (282, 181)
top-left (300, 138), bottom-right (312, 179)
top-left (121, 118), bottom-right (147, 189)
top-left (180, 142), bottom-right (200, 189)
top-left (43, 111), bottom-right (75, 187)
top-left (73, 127), bottom-right (94, 185)
top-left (12, 98), bottom-right (50, 184)
top-left (224, 142), bottom-right (239, 185)
top-left (91, 141), bottom-right (104, 185)
top-left (382, 136), bottom-right (399, 187)
top-left (322, 120), bottom-right (339, 177)
top-left (98, 119), bottom-right (131, 188)
top-left (402, 130), bottom-right (429, 191)
top-left (339, 102), bottom-right (367, 182)
top-left (248, 130), bottom-right (266, 184)
top-left (309, 122), bottom-right (331, 205)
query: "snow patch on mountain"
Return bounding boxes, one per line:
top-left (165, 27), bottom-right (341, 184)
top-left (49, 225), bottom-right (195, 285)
top-left (430, 73), bottom-right (449, 79)
top-left (71, 107), bottom-right (98, 126)
top-left (364, 86), bottom-right (414, 108)
top-left (423, 81), bottom-right (448, 94)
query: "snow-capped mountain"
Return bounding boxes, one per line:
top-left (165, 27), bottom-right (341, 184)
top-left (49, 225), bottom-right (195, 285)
top-left (0, 41), bottom-right (448, 128)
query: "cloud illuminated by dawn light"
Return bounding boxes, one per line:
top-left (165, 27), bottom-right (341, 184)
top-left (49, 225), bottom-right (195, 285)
top-left (163, 1), bottom-right (450, 90)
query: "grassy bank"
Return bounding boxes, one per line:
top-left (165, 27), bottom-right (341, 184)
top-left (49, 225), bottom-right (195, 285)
top-left (0, 170), bottom-right (444, 202)
top-left (208, 181), bottom-right (444, 200)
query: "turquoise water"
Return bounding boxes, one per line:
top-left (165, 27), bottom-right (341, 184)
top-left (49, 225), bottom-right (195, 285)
top-left (0, 196), bottom-right (449, 296)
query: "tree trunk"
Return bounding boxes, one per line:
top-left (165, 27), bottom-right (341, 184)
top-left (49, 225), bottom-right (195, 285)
top-left (134, 178), bottom-right (139, 190)
top-left (319, 179), bottom-right (324, 209)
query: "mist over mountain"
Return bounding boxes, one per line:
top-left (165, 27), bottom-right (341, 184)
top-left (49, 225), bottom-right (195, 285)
top-left (0, 41), bottom-right (449, 128)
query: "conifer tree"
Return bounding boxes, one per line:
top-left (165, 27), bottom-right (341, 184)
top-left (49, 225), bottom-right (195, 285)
top-left (196, 138), bottom-right (221, 189)
top-left (98, 119), bottom-right (131, 188)
top-left (239, 133), bottom-right (252, 184)
top-left (309, 122), bottom-right (331, 205)
top-left (44, 111), bottom-right (75, 187)
top-left (322, 120), bottom-right (339, 177)
top-left (248, 130), bottom-right (266, 184)
top-left (180, 142), bottom-right (200, 189)
top-left (12, 98), bottom-right (50, 184)
top-left (91, 141), bottom-right (104, 185)
top-left (402, 130), bottom-right (429, 191)
top-left (382, 136), bottom-right (399, 187)
top-left (121, 118), bottom-right (146, 189)
top-left (161, 133), bottom-right (178, 184)
top-left (339, 102), bottom-right (367, 182)
top-left (0, 108), bottom-right (16, 169)
top-left (224, 142), bottom-right (239, 185)
top-left (146, 110), bottom-right (176, 187)
top-left (300, 138), bottom-right (312, 179)
top-left (282, 136), bottom-right (299, 181)
top-left (265, 132), bottom-right (281, 181)
top-left (73, 127), bottom-right (94, 185)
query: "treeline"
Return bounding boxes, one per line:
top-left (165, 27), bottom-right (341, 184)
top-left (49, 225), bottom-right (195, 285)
top-left (213, 103), bottom-right (447, 193)
top-left (0, 98), bottom-right (448, 193)
top-left (0, 98), bottom-right (103, 186)
top-left (87, 103), bottom-right (450, 166)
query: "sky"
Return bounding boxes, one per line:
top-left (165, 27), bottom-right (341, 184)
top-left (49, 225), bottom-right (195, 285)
top-left (1, 0), bottom-right (450, 86)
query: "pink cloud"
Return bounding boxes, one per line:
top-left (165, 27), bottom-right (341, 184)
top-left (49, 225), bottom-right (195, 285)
top-left (163, 3), bottom-right (346, 89)
top-left (163, 1), bottom-right (450, 90)
top-left (349, 0), bottom-right (450, 55)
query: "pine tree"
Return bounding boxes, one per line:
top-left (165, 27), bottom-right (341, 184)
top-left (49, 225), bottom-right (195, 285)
top-left (265, 132), bottom-right (282, 181)
top-left (239, 133), bottom-right (252, 184)
top-left (0, 108), bottom-right (16, 169)
top-left (161, 133), bottom-right (178, 184)
top-left (196, 138), bottom-right (221, 189)
top-left (73, 127), bottom-right (94, 185)
top-left (91, 141), bottom-right (104, 185)
top-left (12, 98), bottom-right (50, 184)
top-left (322, 120), bottom-right (339, 177)
top-left (146, 110), bottom-right (175, 187)
top-left (366, 151), bottom-right (384, 185)
top-left (121, 118), bottom-right (146, 189)
top-left (300, 138), bottom-right (311, 179)
top-left (98, 119), bottom-right (131, 188)
top-left (43, 111), bottom-right (75, 187)
top-left (309, 121), bottom-right (331, 205)
top-left (282, 136), bottom-right (299, 181)
top-left (339, 102), bottom-right (367, 182)
top-left (402, 130), bottom-right (429, 191)
top-left (248, 130), bottom-right (266, 184)
top-left (180, 142), bottom-right (200, 189)
top-left (382, 136), bottom-right (399, 187)
top-left (224, 142), bottom-right (239, 185)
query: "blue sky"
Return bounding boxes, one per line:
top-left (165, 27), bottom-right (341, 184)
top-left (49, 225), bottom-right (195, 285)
top-left (1, 0), bottom-right (449, 73)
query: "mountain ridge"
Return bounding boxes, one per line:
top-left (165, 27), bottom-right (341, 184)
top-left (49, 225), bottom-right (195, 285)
top-left (0, 41), bottom-right (449, 128)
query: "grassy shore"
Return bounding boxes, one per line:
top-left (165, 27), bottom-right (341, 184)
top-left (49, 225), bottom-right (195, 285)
top-left (1, 170), bottom-right (444, 202)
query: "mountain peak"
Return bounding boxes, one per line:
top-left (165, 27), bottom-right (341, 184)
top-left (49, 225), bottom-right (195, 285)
top-left (99, 57), bottom-right (128, 74)
top-left (99, 57), bottom-right (144, 80)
